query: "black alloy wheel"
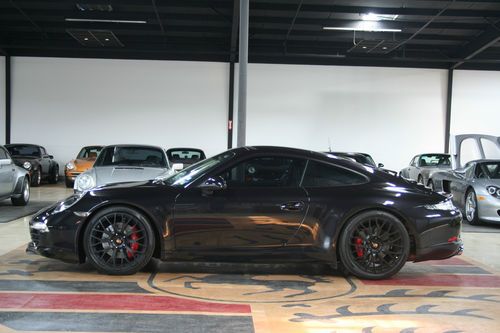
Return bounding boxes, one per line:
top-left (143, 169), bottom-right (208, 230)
top-left (32, 169), bottom-right (41, 187)
top-left (339, 211), bottom-right (410, 280)
top-left (84, 206), bottom-right (155, 275)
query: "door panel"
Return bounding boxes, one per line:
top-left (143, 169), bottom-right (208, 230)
top-left (173, 187), bottom-right (308, 249)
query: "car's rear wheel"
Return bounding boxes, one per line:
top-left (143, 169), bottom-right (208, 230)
top-left (11, 177), bottom-right (30, 206)
top-left (338, 211), bottom-right (410, 280)
top-left (32, 168), bottom-right (41, 187)
top-left (49, 166), bottom-right (59, 184)
top-left (83, 206), bottom-right (155, 275)
top-left (465, 189), bottom-right (480, 225)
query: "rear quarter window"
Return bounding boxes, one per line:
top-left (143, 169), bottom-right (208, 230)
top-left (302, 160), bottom-right (367, 187)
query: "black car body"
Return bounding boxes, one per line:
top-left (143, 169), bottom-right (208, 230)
top-left (5, 144), bottom-right (59, 187)
top-left (27, 146), bottom-right (462, 279)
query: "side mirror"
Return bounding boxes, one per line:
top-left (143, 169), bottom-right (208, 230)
top-left (172, 163), bottom-right (184, 172)
top-left (378, 163), bottom-right (384, 168)
top-left (199, 176), bottom-right (227, 191)
top-left (48, 155), bottom-right (54, 159)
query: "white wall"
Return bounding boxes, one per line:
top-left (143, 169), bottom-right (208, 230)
top-left (0, 56), bottom-right (5, 145)
top-left (11, 57), bottom-right (228, 169)
top-left (452, 70), bottom-right (500, 136)
top-left (244, 64), bottom-right (448, 171)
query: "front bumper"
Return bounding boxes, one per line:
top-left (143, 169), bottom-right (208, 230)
top-left (26, 205), bottom-right (83, 263)
top-left (478, 195), bottom-right (500, 223)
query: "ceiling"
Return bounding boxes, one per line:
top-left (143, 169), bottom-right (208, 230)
top-left (1, 0), bottom-right (500, 70)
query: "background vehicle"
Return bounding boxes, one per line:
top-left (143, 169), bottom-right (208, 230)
top-left (65, 146), bottom-right (103, 188)
top-left (0, 145), bottom-right (30, 206)
top-left (166, 148), bottom-right (206, 171)
top-left (400, 153), bottom-right (452, 187)
top-left (327, 151), bottom-right (397, 176)
top-left (29, 146), bottom-right (462, 280)
top-left (431, 134), bottom-right (500, 225)
top-left (74, 144), bottom-right (173, 193)
top-left (5, 144), bottom-right (59, 187)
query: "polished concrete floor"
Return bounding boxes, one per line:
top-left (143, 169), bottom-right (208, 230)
top-left (0, 184), bottom-right (499, 332)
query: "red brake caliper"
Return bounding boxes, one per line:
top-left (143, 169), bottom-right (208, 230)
top-left (354, 237), bottom-right (364, 257)
top-left (127, 226), bottom-right (139, 259)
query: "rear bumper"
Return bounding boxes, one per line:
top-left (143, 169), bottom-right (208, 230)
top-left (415, 240), bottom-right (463, 262)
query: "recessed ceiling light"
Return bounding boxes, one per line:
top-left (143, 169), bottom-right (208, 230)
top-left (65, 18), bottom-right (147, 24)
top-left (105, 38), bottom-right (110, 41)
top-left (362, 46), bottom-right (367, 49)
top-left (84, 37), bottom-right (89, 41)
top-left (323, 26), bottom-right (401, 33)
top-left (382, 46), bottom-right (387, 50)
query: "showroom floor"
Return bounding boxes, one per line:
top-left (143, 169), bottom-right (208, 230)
top-left (0, 185), bottom-right (499, 332)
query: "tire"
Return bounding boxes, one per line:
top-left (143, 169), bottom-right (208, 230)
top-left (49, 165), bottom-right (59, 184)
top-left (417, 175), bottom-right (424, 185)
top-left (31, 168), bottom-right (41, 187)
top-left (427, 179), bottom-right (435, 191)
top-left (65, 177), bottom-right (74, 188)
top-left (83, 206), bottom-right (155, 275)
top-left (11, 177), bottom-right (30, 206)
top-left (464, 188), bottom-right (480, 225)
top-left (338, 210), bottom-right (410, 280)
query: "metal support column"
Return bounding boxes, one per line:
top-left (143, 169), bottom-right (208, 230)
top-left (236, 0), bottom-right (249, 148)
top-left (444, 69), bottom-right (453, 153)
top-left (227, 62), bottom-right (235, 149)
top-left (5, 55), bottom-right (10, 145)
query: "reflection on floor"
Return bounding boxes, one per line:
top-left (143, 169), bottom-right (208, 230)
top-left (0, 184), bottom-right (499, 332)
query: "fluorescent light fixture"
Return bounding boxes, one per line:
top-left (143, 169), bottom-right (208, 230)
top-left (361, 13), bottom-right (399, 21)
top-left (65, 18), bottom-right (147, 24)
top-left (323, 26), bottom-right (401, 33)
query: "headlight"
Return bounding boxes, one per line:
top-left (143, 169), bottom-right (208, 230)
top-left (66, 162), bottom-right (75, 170)
top-left (75, 173), bottom-right (95, 192)
top-left (487, 186), bottom-right (500, 198)
top-left (53, 194), bottom-right (83, 214)
top-left (23, 161), bottom-right (32, 170)
top-left (425, 199), bottom-right (456, 211)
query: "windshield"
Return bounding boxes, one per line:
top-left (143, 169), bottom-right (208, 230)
top-left (77, 146), bottom-right (103, 159)
top-left (419, 154), bottom-right (451, 167)
top-left (5, 145), bottom-right (40, 157)
top-left (477, 162), bottom-right (500, 179)
top-left (160, 151), bottom-right (235, 186)
top-left (332, 153), bottom-right (376, 167)
top-left (94, 146), bottom-right (167, 168)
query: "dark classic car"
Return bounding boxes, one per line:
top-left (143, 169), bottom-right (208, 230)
top-left (327, 152), bottom-right (397, 176)
top-left (27, 146), bottom-right (462, 280)
top-left (0, 145), bottom-right (30, 206)
top-left (5, 144), bottom-right (59, 187)
top-left (399, 153), bottom-right (452, 187)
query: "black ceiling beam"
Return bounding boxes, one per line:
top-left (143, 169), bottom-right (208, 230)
top-left (151, 0), bottom-right (166, 37)
top-left (283, 0), bottom-right (303, 52)
top-left (8, 0), bottom-right (47, 39)
top-left (452, 21), bottom-right (500, 68)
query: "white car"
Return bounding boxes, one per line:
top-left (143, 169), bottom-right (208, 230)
top-left (74, 144), bottom-right (174, 193)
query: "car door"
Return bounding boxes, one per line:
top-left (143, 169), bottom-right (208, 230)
top-left (402, 156), bottom-right (417, 179)
top-left (0, 147), bottom-right (15, 197)
top-left (172, 155), bottom-right (308, 250)
top-left (409, 156), bottom-right (422, 181)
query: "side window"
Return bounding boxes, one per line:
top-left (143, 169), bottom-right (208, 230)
top-left (302, 160), bottom-right (367, 187)
top-left (218, 156), bottom-right (306, 188)
top-left (475, 164), bottom-right (485, 179)
top-left (411, 156), bottom-right (418, 166)
top-left (465, 164), bottom-right (475, 179)
top-left (40, 147), bottom-right (47, 156)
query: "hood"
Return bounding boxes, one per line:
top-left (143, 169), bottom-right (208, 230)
top-left (474, 178), bottom-right (500, 187)
top-left (70, 158), bottom-right (96, 172)
top-left (94, 166), bottom-right (171, 187)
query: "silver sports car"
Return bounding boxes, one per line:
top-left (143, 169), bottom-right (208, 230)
top-left (74, 145), bottom-right (174, 193)
top-left (400, 153), bottom-right (452, 187)
top-left (430, 134), bottom-right (500, 225)
top-left (0, 145), bottom-right (30, 206)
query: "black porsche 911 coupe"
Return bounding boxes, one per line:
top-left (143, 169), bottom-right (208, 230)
top-left (27, 146), bottom-right (463, 280)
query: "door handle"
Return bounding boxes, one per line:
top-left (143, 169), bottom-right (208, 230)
top-left (280, 201), bottom-right (305, 211)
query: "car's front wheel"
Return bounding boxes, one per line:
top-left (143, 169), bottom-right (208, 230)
top-left (465, 189), bottom-right (480, 225)
top-left (338, 211), bottom-right (410, 280)
top-left (83, 206), bottom-right (155, 275)
top-left (11, 177), bottom-right (30, 206)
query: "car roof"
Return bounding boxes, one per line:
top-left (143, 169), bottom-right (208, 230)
top-left (329, 151), bottom-right (372, 157)
top-left (467, 159), bottom-right (500, 164)
top-left (5, 143), bottom-right (40, 147)
top-left (102, 144), bottom-right (165, 150)
top-left (418, 153), bottom-right (451, 156)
